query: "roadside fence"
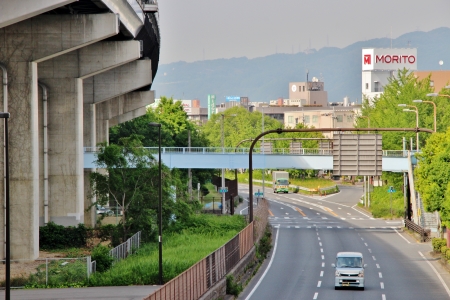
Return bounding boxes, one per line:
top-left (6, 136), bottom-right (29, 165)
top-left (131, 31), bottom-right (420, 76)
top-left (144, 223), bottom-right (254, 300)
top-left (0, 257), bottom-right (91, 288)
top-left (404, 218), bottom-right (431, 242)
top-left (110, 231), bottom-right (141, 263)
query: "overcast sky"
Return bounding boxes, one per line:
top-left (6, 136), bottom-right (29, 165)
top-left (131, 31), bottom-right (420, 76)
top-left (156, 0), bottom-right (450, 64)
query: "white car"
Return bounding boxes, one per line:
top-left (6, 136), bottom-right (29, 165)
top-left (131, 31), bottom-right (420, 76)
top-left (332, 252), bottom-right (367, 290)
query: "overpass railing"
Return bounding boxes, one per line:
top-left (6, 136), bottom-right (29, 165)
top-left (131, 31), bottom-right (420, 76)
top-left (84, 147), bottom-right (410, 157)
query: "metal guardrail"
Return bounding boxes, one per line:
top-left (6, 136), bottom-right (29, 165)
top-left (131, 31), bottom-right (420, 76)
top-left (84, 147), bottom-right (410, 157)
top-left (404, 219), bottom-right (431, 242)
top-left (109, 231), bottom-right (141, 263)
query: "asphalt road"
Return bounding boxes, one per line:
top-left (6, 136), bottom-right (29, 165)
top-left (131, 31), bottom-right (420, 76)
top-left (238, 184), bottom-right (450, 300)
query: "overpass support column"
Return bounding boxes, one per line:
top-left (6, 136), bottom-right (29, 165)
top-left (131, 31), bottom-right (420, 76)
top-left (0, 13), bottom-right (119, 259)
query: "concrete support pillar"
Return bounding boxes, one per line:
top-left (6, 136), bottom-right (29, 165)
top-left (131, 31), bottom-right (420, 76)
top-left (0, 12), bottom-right (121, 259)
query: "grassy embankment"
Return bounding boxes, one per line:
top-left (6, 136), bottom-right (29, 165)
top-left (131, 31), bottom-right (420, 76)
top-left (15, 214), bottom-right (246, 288)
top-left (359, 186), bottom-right (403, 219)
top-left (89, 214), bottom-right (247, 286)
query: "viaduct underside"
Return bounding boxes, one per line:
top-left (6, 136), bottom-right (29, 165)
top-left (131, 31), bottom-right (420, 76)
top-left (0, 0), bottom-right (160, 259)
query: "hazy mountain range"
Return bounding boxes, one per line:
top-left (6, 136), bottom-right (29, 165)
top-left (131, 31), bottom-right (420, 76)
top-left (152, 27), bottom-right (450, 107)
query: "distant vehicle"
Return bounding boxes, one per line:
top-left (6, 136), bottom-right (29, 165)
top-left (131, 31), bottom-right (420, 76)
top-left (332, 252), bottom-right (367, 290)
top-left (272, 171), bottom-right (289, 193)
top-left (96, 205), bottom-right (113, 216)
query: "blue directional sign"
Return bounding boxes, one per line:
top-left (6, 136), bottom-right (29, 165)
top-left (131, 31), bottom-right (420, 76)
top-left (254, 192), bottom-right (264, 197)
top-left (219, 187), bottom-right (228, 193)
top-left (388, 186), bottom-right (396, 193)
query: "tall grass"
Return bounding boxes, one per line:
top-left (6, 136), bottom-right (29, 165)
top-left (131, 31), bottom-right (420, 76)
top-left (363, 186), bottom-right (403, 218)
top-left (88, 214), bottom-right (247, 286)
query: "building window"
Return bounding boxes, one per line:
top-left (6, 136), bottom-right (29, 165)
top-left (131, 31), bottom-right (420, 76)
top-left (312, 115), bottom-right (318, 123)
top-left (304, 115), bottom-right (310, 123)
top-left (302, 86), bottom-right (305, 92)
top-left (346, 115), bottom-right (353, 122)
top-left (374, 81), bottom-right (379, 92)
top-left (430, 80), bottom-right (434, 87)
top-left (336, 115), bottom-right (343, 122)
top-left (288, 116), bottom-right (293, 123)
top-left (365, 83), bottom-right (369, 90)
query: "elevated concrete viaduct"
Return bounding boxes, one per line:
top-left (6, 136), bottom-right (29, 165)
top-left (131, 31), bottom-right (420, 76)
top-left (0, 0), bottom-right (160, 259)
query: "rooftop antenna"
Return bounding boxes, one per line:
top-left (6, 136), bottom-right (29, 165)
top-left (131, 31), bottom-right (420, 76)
top-left (306, 69), bottom-right (309, 84)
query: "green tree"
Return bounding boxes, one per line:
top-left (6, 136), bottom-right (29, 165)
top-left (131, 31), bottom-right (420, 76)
top-left (415, 129), bottom-right (450, 226)
top-left (90, 134), bottom-right (173, 241)
top-left (109, 96), bottom-right (214, 197)
top-left (357, 69), bottom-right (437, 150)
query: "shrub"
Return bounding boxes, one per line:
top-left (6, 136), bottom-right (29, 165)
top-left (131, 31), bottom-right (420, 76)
top-left (441, 245), bottom-right (448, 254)
top-left (256, 226), bottom-right (272, 261)
top-left (40, 222), bottom-right (89, 249)
top-left (446, 249), bottom-right (450, 261)
top-left (432, 238), bottom-right (447, 252)
top-left (91, 244), bottom-right (113, 272)
top-left (226, 275), bottom-right (243, 296)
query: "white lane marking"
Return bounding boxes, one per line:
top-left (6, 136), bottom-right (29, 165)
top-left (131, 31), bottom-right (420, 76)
top-left (382, 294), bottom-right (386, 300)
top-left (318, 237), bottom-right (320, 241)
top-left (338, 207), bottom-right (342, 209)
top-left (379, 272), bottom-right (383, 278)
top-left (351, 204), bottom-right (373, 218)
top-left (327, 226), bottom-right (332, 228)
top-left (317, 281), bottom-right (322, 287)
top-left (319, 242), bottom-right (322, 246)
top-left (307, 226), bottom-right (312, 228)
top-left (376, 264), bottom-right (380, 268)
top-left (313, 292), bottom-right (318, 300)
top-left (322, 217), bottom-right (328, 219)
top-left (368, 249), bottom-right (372, 253)
top-left (320, 271), bottom-right (324, 277)
top-left (418, 251), bottom-right (450, 297)
top-left (273, 224), bottom-right (280, 228)
top-left (295, 226), bottom-right (299, 228)
top-left (321, 255), bottom-right (325, 260)
top-left (322, 262), bottom-right (325, 267)
top-left (394, 228), bottom-right (411, 244)
top-left (347, 213), bottom-right (351, 215)
top-left (361, 237), bottom-right (364, 241)
top-left (365, 243), bottom-right (368, 246)
top-left (337, 226), bottom-right (342, 228)
top-left (381, 282), bottom-right (384, 289)
top-left (372, 256), bottom-right (376, 261)
top-left (320, 248), bottom-right (323, 253)
top-left (244, 228), bottom-right (280, 300)
top-left (287, 226), bottom-right (291, 228)
top-left (341, 218), bottom-right (346, 220)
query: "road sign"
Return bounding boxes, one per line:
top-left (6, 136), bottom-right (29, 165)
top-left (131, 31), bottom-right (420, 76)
top-left (388, 186), bottom-right (396, 193)
top-left (219, 187), bottom-right (228, 193)
top-left (254, 192), bottom-right (264, 197)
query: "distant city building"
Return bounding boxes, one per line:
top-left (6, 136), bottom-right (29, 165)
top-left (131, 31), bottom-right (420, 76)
top-left (413, 70), bottom-right (450, 91)
top-left (284, 107), bottom-right (361, 138)
top-left (362, 48), bottom-right (417, 103)
top-left (288, 78), bottom-right (328, 107)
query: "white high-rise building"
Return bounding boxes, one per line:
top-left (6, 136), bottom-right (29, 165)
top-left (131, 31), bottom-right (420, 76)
top-left (362, 48), bottom-right (417, 104)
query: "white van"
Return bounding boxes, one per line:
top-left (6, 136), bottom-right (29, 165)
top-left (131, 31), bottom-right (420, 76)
top-left (331, 252), bottom-right (367, 290)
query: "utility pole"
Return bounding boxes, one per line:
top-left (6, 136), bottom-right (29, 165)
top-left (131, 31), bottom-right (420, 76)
top-left (188, 130), bottom-right (192, 201)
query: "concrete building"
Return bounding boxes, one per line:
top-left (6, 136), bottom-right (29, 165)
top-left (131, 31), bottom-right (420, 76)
top-left (0, 0), bottom-right (160, 260)
top-left (284, 107), bottom-right (360, 138)
top-left (288, 78), bottom-right (328, 107)
top-left (362, 48), bottom-right (417, 103)
top-left (413, 70), bottom-right (450, 91)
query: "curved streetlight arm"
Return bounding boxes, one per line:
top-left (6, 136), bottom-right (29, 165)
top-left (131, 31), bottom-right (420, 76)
top-left (247, 127), bottom-right (434, 222)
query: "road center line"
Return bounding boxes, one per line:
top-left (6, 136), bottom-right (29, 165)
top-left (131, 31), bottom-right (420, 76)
top-left (317, 281), bottom-right (322, 287)
top-left (379, 272), bottom-right (383, 278)
top-left (244, 228), bottom-right (280, 300)
top-left (320, 271), bottom-right (324, 277)
top-left (380, 282), bottom-right (384, 289)
top-left (313, 292), bottom-right (318, 299)
top-left (418, 251), bottom-right (450, 297)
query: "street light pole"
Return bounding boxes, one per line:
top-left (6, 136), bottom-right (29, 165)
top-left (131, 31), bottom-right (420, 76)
top-left (149, 122), bottom-right (163, 285)
top-left (0, 112), bottom-right (10, 300)
top-left (221, 114), bottom-right (225, 214)
top-left (413, 99), bottom-right (436, 132)
top-left (398, 104), bottom-right (419, 151)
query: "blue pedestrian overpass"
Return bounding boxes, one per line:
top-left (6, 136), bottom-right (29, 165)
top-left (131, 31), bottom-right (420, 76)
top-left (84, 147), bottom-right (415, 172)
